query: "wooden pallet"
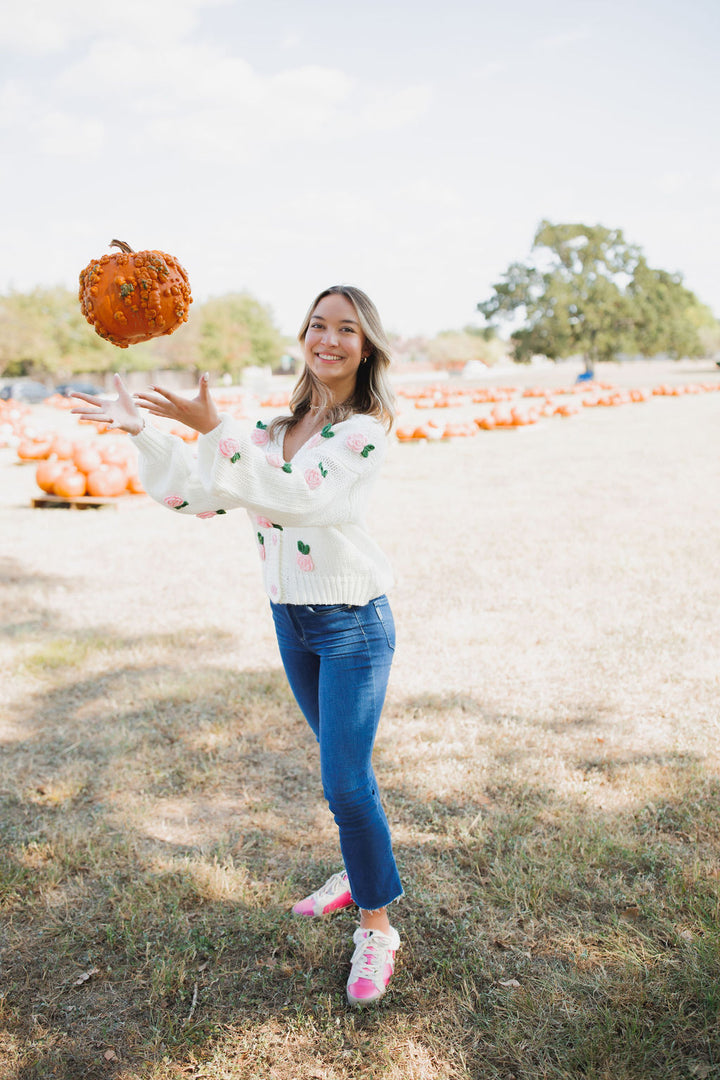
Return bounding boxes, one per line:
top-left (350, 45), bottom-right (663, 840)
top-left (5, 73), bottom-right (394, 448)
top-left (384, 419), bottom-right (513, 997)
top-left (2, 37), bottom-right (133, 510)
top-left (32, 494), bottom-right (120, 511)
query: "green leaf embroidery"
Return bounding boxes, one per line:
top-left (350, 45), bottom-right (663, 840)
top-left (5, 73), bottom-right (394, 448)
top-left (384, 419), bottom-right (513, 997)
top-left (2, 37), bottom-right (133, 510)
top-left (360, 444), bottom-right (375, 458)
top-left (256, 420), bottom-right (267, 430)
top-left (297, 541), bottom-right (310, 555)
top-left (281, 462), bottom-right (292, 473)
top-left (319, 462), bottom-right (328, 478)
top-left (216, 509), bottom-right (227, 515)
top-left (320, 424), bottom-right (335, 439)
top-left (272, 523), bottom-right (283, 531)
top-left (257, 532), bottom-right (264, 545)
top-left (230, 452), bottom-right (241, 464)
top-left (174, 501), bottom-right (189, 510)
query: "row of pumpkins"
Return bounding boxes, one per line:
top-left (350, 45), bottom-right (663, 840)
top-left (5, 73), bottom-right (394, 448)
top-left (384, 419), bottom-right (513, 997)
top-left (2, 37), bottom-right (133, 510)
top-left (395, 382), bottom-right (719, 441)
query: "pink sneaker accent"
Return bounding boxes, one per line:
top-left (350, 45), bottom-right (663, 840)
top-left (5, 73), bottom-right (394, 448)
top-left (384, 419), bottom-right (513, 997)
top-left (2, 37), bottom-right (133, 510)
top-left (346, 926), bottom-right (400, 1007)
top-left (292, 871), bottom-right (354, 917)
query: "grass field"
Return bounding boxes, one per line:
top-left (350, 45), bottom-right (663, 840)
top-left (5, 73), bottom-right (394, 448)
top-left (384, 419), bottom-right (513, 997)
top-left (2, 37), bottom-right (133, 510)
top-left (1, 360), bottom-right (719, 1079)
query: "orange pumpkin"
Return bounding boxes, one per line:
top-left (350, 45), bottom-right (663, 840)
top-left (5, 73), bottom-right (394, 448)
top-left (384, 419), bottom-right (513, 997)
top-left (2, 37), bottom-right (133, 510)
top-left (98, 439), bottom-right (132, 466)
top-left (86, 464), bottom-right (128, 497)
top-left (73, 444), bottom-right (103, 475)
top-left (53, 468), bottom-right (87, 498)
top-left (126, 471), bottom-right (145, 494)
top-left (17, 438), bottom-right (53, 461)
top-left (36, 458), bottom-right (66, 493)
top-left (48, 435), bottom-right (76, 460)
top-left (475, 416), bottom-right (496, 430)
top-left (79, 239), bottom-right (192, 348)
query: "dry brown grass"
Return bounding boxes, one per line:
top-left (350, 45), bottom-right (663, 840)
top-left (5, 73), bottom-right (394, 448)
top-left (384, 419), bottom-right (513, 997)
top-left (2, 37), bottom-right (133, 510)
top-left (1, 360), bottom-right (719, 1079)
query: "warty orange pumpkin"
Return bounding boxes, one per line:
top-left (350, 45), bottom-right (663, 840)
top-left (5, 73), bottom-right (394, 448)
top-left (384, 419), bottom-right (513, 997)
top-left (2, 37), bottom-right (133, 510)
top-left (79, 240), bottom-right (192, 348)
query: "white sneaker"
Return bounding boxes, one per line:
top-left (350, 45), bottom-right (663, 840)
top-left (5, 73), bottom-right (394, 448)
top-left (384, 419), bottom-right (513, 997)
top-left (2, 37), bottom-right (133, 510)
top-left (291, 871), bottom-right (354, 917)
top-left (346, 926), bottom-right (400, 1007)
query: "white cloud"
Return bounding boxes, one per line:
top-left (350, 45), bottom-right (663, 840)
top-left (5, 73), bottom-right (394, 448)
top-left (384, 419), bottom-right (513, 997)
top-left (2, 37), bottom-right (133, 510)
top-left (47, 36), bottom-right (430, 156)
top-left (37, 111), bottom-right (106, 156)
top-left (533, 28), bottom-right (592, 50)
top-left (0, 79), bottom-right (34, 127)
top-left (656, 171), bottom-right (694, 196)
top-left (359, 85), bottom-right (433, 132)
top-left (0, 0), bottom-right (232, 54)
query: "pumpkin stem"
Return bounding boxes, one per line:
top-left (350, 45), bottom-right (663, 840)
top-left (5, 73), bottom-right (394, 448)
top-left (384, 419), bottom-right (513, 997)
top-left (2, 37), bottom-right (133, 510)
top-left (110, 239), bottom-right (135, 254)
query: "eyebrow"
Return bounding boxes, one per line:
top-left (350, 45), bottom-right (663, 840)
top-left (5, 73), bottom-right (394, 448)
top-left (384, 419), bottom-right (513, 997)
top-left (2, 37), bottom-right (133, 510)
top-left (310, 313), bottom-right (360, 325)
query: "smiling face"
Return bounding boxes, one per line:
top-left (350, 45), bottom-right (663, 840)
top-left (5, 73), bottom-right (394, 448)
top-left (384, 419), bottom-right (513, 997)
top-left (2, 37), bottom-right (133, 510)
top-left (302, 292), bottom-right (369, 402)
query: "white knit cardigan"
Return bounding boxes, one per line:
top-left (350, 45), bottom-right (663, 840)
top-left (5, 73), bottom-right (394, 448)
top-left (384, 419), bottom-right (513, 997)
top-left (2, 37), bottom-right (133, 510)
top-left (131, 412), bottom-right (394, 606)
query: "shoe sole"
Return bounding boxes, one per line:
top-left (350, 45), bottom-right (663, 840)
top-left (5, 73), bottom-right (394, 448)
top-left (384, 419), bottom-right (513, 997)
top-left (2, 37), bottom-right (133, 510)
top-left (292, 891), bottom-right (354, 917)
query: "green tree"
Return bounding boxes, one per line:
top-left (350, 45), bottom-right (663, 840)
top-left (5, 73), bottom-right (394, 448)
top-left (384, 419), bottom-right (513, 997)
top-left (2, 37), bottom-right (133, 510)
top-left (478, 221), bottom-right (713, 373)
top-left (0, 287), bottom-right (156, 379)
top-left (426, 327), bottom-right (508, 369)
top-left (195, 293), bottom-right (284, 379)
top-left (0, 286), bottom-right (286, 382)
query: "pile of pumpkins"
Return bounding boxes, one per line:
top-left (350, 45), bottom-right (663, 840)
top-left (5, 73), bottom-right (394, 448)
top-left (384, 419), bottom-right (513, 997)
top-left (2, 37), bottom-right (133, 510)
top-left (393, 379), bottom-right (719, 442)
top-left (19, 433), bottom-right (144, 499)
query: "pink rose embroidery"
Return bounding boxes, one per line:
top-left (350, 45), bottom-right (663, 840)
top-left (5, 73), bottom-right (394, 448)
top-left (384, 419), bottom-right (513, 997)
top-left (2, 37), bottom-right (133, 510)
top-left (304, 467), bottom-right (323, 490)
top-left (219, 437), bottom-right (242, 463)
top-left (346, 432), bottom-right (367, 453)
top-left (257, 532), bottom-right (266, 560)
top-left (297, 540), bottom-right (314, 572)
top-left (251, 428), bottom-right (269, 446)
top-left (196, 511), bottom-right (218, 519)
top-left (256, 515), bottom-right (273, 529)
top-left (266, 453), bottom-right (284, 469)
top-left (346, 432), bottom-right (375, 457)
top-left (164, 494), bottom-right (188, 509)
top-left (270, 585), bottom-right (278, 597)
top-left (306, 433), bottom-right (323, 449)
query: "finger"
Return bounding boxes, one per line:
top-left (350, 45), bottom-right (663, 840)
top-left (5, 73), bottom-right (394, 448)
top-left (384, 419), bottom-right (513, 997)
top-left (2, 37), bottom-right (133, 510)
top-left (70, 391), bottom-right (103, 405)
top-left (146, 384), bottom-right (180, 404)
top-left (72, 410), bottom-right (111, 423)
top-left (113, 373), bottom-right (135, 407)
top-left (134, 390), bottom-right (167, 406)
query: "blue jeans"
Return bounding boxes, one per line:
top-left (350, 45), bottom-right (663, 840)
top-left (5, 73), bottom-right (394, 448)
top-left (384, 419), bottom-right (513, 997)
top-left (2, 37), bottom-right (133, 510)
top-left (270, 595), bottom-right (403, 911)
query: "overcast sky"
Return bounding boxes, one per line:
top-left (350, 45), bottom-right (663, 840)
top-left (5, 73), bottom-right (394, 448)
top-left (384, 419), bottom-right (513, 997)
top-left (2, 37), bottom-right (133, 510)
top-left (1, 0), bottom-right (718, 338)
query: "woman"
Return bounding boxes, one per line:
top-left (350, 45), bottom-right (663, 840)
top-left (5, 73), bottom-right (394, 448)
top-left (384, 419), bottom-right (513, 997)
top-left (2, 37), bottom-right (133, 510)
top-left (71, 285), bottom-right (403, 1007)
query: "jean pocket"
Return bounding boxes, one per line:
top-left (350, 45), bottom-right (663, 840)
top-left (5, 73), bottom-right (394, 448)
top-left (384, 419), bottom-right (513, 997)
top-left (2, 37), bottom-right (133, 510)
top-left (304, 604), bottom-right (356, 615)
top-left (371, 596), bottom-right (396, 651)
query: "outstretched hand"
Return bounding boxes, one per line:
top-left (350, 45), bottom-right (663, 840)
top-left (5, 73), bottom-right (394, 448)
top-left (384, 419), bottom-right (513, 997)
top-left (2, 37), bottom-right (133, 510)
top-left (134, 373), bottom-right (221, 435)
top-left (70, 373), bottom-right (144, 435)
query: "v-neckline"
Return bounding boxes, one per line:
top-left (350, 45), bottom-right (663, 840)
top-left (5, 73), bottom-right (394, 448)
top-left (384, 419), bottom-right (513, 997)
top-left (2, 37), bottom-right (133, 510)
top-left (282, 417), bottom-right (332, 463)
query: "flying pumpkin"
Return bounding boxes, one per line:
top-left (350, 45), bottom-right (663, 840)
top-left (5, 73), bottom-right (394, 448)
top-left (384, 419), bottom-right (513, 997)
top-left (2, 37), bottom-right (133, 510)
top-left (78, 239), bottom-right (192, 348)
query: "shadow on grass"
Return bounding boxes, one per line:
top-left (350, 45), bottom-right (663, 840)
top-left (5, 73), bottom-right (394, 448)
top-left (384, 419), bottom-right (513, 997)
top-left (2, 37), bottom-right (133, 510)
top-left (2, 622), bottom-right (720, 1078)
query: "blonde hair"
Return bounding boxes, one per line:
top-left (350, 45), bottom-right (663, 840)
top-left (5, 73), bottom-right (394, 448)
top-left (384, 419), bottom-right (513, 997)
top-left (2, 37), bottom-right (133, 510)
top-left (268, 285), bottom-right (396, 439)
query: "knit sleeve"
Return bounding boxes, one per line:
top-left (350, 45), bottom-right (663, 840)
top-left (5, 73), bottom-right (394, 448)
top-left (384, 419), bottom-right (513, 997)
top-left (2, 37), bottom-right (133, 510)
top-left (131, 414), bottom-right (386, 526)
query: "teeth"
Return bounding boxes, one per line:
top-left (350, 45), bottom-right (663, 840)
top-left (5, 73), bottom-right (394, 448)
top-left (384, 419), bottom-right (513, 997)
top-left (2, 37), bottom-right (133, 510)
top-left (317, 353), bottom-right (343, 360)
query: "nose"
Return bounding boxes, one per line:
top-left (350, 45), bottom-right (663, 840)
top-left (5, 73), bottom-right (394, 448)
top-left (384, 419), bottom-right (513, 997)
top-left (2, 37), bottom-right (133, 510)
top-left (321, 326), bottom-right (339, 347)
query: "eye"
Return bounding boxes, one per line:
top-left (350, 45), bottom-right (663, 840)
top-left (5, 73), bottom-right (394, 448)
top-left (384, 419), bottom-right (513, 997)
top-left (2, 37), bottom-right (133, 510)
top-left (340, 326), bottom-right (356, 333)
top-left (310, 321), bottom-right (325, 329)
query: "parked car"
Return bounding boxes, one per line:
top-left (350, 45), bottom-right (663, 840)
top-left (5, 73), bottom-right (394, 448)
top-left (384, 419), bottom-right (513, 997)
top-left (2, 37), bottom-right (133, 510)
top-left (0, 380), bottom-right (51, 403)
top-left (55, 381), bottom-right (105, 397)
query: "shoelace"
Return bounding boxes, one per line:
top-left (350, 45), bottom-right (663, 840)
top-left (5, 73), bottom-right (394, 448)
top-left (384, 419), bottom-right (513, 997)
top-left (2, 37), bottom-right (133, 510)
top-left (315, 871), bottom-right (347, 899)
top-left (352, 934), bottom-right (386, 979)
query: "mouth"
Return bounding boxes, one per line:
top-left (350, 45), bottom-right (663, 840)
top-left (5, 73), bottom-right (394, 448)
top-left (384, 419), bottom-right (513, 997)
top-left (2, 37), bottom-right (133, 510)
top-left (316, 353), bottom-right (345, 362)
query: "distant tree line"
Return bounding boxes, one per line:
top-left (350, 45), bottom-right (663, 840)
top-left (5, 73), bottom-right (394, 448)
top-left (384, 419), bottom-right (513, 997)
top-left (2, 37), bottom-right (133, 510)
top-left (478, 222), bottom-right (719, 373)
top-left (0, 288), bottom-right (288, 382)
